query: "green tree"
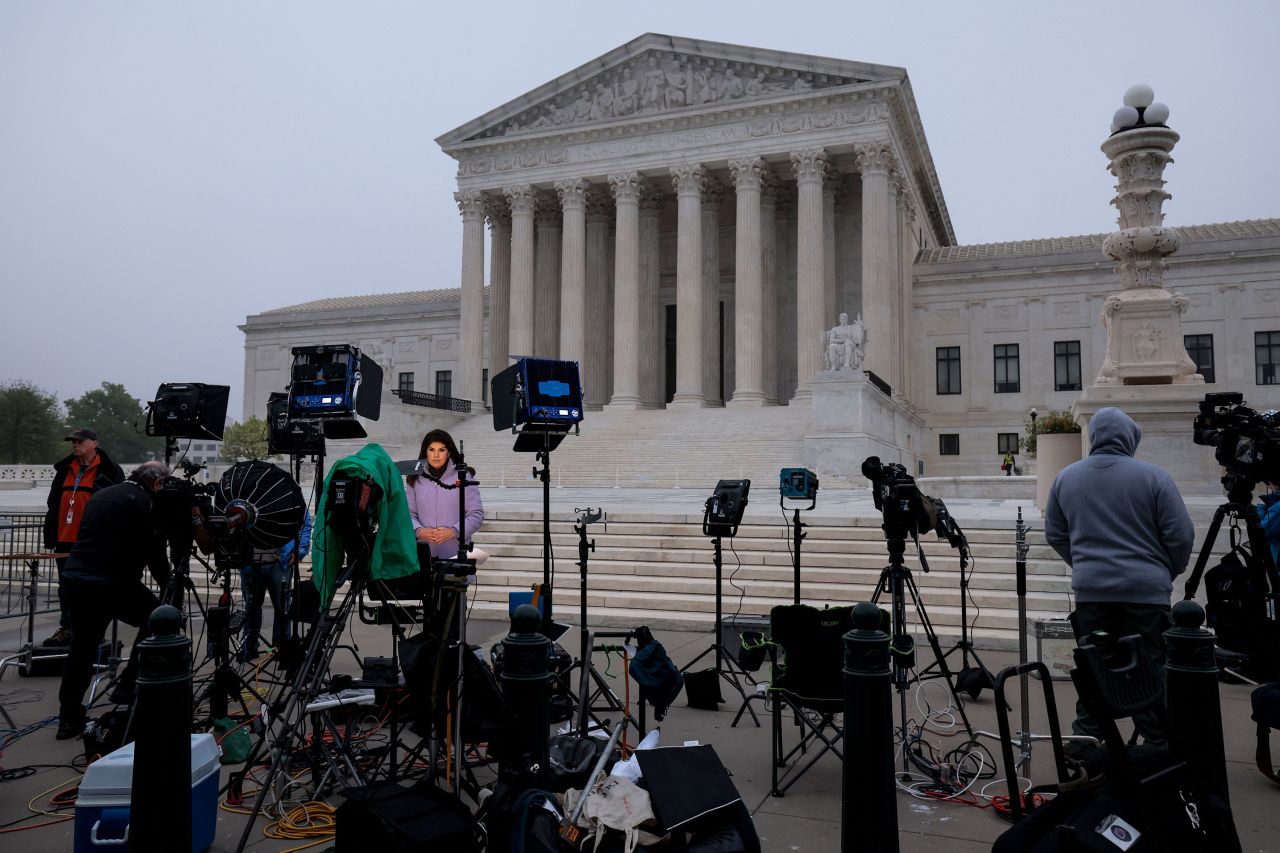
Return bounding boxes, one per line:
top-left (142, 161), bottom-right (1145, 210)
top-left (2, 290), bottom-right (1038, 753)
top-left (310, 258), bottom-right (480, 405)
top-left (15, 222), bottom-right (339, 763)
top-left (65, 382), bottom-right (163, 463)
top-left (220, 417), bottom-right (270, 462)
top-left (0, 380), bottom-right (66, 463)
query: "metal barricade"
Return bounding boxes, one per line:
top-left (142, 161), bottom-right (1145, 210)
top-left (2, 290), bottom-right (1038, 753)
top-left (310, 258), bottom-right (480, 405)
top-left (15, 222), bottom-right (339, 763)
top-left (0, 513), bottom-right (58, 620)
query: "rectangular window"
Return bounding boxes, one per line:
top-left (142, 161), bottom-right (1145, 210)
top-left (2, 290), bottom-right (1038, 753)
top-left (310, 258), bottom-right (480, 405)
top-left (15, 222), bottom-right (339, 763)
top-left (997, 433), bottom-right (1019, 454)
top-left (936, 347), bottom-right (961, 395)
top-left (994, 343), bottom-right (1020, 393)
top-left (1054, 340), bottom-right (1082, 391)
top-left (435, 370), bottom-right (452, 399)
top-left (482, 368), bottom-right (489, 405)
top-left (939, 434), bottom-right (960, 456)
top-left (1184, 334), bottom-right (1215, 384)
top-left (398, 372), bottom-right (415, 393)
top-left (1257, 332), bottom-right (1280, 385)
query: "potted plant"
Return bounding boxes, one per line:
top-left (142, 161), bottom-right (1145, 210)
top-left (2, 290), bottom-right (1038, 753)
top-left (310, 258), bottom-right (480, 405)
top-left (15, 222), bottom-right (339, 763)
top-left (1025, 410), bottom-right (1082, 509)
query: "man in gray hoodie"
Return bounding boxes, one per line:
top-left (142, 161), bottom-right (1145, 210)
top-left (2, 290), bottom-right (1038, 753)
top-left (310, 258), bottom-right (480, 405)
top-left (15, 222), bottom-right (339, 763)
top-left (1045, 406), bottom-right (1195, 752)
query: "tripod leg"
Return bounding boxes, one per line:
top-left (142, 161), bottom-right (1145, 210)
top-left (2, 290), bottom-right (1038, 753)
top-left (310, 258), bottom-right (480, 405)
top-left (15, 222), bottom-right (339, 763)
top-left (1183, 505), bottom-right (1229, 601)
top-left (903, 572), bottom-right (974, 736)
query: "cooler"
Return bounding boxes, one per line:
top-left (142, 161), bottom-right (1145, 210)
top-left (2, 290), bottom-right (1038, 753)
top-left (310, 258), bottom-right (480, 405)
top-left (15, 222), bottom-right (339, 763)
top-left (74, 733), bottom-right (220, 853)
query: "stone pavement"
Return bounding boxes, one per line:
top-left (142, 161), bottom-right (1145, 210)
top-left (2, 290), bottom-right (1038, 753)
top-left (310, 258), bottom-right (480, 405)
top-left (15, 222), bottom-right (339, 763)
top-left (1, 605), bottom-right (1278, 852)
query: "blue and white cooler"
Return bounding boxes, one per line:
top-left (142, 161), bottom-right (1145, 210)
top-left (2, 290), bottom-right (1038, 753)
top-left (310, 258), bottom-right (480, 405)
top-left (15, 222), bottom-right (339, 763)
top-left (74, 733), bottom-right (220, 852)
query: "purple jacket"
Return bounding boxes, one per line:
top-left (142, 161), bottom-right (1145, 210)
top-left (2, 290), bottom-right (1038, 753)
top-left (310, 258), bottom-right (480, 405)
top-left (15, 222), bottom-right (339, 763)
top-left (404, 460), bottom-right (484, 559)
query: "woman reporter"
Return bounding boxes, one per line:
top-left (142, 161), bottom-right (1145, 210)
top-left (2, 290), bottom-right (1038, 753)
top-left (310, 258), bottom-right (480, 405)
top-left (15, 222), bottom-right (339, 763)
top-left (404, 429), bottom-right (484, 560)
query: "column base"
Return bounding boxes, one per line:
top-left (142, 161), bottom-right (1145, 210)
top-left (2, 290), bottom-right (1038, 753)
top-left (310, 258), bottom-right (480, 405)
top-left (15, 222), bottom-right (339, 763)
top-left (727, 391), bottom-right (770, 408)
top-left (669, 393), bottom-right (710, 409)
top-left (605, 396), bottom-right (644, 411)
top-left (791, 386), bottom-right (813, 404)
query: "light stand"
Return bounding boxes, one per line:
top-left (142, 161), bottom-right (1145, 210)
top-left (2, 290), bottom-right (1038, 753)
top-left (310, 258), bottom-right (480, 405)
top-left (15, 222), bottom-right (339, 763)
top-left (783, 497), bottom-right (811, 604)
top-left (680, 485), bottom-right (761, 726)
top-left (918, 525), bottom-right (994, 699)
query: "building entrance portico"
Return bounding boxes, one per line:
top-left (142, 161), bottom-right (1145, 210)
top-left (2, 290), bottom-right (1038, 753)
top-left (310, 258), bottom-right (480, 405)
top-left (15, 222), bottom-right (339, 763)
top-left (437, 33), bottom-right (954, 426)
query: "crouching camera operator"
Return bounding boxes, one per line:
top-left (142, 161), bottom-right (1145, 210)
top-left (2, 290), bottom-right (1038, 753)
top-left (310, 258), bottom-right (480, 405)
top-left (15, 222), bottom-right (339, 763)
top-left (56, 461), bottom-right (211, 740)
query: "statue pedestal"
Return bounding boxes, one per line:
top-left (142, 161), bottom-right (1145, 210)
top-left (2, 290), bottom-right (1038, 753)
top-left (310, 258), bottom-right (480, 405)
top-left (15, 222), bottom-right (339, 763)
top-left (1072, 384), bottom-right (1220, 497)
top-left (805, 371), bottom-right (924, 482)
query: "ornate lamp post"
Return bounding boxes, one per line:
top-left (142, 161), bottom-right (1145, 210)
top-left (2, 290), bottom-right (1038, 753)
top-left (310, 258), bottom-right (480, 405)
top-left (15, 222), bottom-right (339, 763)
top-left (1094, 85), bottom-right (1202, 386)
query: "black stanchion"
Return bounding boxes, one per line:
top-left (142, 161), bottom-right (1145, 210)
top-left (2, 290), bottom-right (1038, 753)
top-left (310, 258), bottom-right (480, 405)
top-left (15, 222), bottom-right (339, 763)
top-left (1165, 599), bottom-right (1230, 805)
top-left (129, 605), bottom-right (193, 853)
top-left (499, 604), bottom-right (550, 786)
top-left (842, 601), bottom-right (898, 853)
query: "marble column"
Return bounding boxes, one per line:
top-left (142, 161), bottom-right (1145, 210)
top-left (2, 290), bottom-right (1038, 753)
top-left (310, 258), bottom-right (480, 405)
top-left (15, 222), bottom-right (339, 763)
top-left (824, 179), bottom-right (840, 335)
top-left (504, 185), bottom-right (536, 358)
top-left (700, 179), bottom-right (724, 405)
top-left (583, 190), bottom-right (612, 409)
top-left (855, 141), bottom-right (897, 385)
top-left (556, 179), bottom-right (588, 371)
top-left (792, 148), bottom-right (828, 401)
top-left (533, 192), bottom-right (561, 358)
top-left (898, 192), bottom-right (916, 401)
top-left (484, 196), bottom-right (511, 384)
top-left (670, 163), bottom-right (707, 408)
top-left (775, 193), bottom-right (798, 403)
top-left (728, 156), bottom-right (767, 406)
top-left (455, 190), bottom-right (486, 405)
top-left (886, 173), bottom-right (902, 392)
top-left (759, 169), bottom-right (779, 403)
top-left (638, 185), bottom-right (663, 407)
top-left (607, 173), bottom-right (644, 409)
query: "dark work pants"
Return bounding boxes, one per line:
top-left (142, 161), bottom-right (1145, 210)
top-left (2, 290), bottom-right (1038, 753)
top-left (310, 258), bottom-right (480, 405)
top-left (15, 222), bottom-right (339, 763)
top-left (55, 555), bottom-right (71, 629)
top-left (58, 577), bottom-right (160, 724)
top-left (1071, 602), bottom-right (1171, 747)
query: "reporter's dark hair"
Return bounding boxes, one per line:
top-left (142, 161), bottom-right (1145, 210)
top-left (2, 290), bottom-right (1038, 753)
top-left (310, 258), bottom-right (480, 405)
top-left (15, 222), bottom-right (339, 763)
top-left (407, 429), bottom-right (474, 485)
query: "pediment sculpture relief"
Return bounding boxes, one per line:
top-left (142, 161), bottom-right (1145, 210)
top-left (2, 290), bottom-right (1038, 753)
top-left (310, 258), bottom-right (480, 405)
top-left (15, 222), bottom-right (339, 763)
top-left (474, 52), bottom-right (858, 140)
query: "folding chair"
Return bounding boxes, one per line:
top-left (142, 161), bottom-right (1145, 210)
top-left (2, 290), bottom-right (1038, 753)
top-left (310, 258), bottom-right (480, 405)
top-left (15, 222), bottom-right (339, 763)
top-left (767, 603), bottom-right (854, 796)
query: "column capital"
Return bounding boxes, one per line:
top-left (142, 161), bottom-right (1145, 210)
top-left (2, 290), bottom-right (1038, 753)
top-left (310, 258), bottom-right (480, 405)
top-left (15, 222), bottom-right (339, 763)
top-left (670, 163), bottom-right (707, 197)
top-left (701, 177), bottom-right (726, 207)
top-left (888, 169), bottom-right (905, 197)
top-left (729, 156), bottom-right (767, 191)
top-left (534, 190), bottom-right (561, 226)
top-left (503, 184), bottom-right (536, 214)
top-left (854, 141), bottom-right (897, 177)
top-left (608, 172), bottom-right (645, 203)
top-left (790, 148), bottom-right (829, 185)
top-left (585, 188), bottom-right (612, 223)
top-left (638, 182), bottom-right (664, 215)
top-left (454, 190), bottom-right (486, 220)
top-left (759, 167), bottom-right (781, 204)
top-left (484, 194), bottom-right (511, 228)
top-left (555, 178), bottom-right (590, 211)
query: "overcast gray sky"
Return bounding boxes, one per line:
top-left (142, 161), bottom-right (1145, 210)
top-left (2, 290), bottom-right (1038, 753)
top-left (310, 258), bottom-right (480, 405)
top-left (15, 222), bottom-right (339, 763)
top-left (2, 1), bottom-right (1277, 422)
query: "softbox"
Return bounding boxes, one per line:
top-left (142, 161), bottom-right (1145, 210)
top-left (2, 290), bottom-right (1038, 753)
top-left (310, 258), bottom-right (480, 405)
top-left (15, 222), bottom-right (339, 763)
top-left (213, 460), bottom-right (306, 549)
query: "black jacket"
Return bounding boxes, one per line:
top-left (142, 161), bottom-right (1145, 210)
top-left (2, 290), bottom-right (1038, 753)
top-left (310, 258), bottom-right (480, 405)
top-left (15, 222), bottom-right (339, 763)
top-left (43, 448), bottom-right (125, 550)
top-left (63, 481), bottom-right (170, 588)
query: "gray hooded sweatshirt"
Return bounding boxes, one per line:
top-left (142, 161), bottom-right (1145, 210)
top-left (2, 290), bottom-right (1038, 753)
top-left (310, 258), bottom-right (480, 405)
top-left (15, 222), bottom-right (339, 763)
top-left (1044, 407), bottom-right (1194, 605)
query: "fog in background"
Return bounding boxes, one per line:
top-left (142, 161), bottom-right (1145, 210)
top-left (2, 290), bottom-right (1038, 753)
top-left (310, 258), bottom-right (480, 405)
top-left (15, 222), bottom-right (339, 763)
top-left (2, 0), bottom-right (1276, 422)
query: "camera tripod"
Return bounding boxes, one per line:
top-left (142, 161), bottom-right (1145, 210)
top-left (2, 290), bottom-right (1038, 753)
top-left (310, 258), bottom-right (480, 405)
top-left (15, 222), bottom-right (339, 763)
top-left (870, 532), bottom-right (974, 772)
top-left (232, 556), bottom-right (374, 853)
top-left (1182, 475), bottom-right (1280, 681)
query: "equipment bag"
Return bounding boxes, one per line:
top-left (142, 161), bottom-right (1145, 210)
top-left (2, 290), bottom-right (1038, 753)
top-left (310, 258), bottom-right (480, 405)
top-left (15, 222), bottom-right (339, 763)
top-left (992, 745), bottom-right (1240, 853)
top-left (629, 627), bottom-right (684, 721)
top-left (1251, 682), bottom-right (1280, 783)
top-left (1204, 546), bottom-right (1280, 681)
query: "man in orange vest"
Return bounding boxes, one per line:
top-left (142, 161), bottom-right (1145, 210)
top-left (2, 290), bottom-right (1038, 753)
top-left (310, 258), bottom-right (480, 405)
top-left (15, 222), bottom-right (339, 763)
top-left (42, 428), bottom-right (124, 646)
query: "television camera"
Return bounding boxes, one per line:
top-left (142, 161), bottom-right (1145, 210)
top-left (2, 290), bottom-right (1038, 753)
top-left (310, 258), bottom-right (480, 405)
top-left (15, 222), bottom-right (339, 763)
top-left (1193, 391), bottom-right (1280, 499)
top-left (860, 457), bottom-right (967, 564)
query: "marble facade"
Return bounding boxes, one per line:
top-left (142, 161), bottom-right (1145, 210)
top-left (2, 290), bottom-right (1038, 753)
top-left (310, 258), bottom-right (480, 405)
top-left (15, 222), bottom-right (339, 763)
top-left (437, 33), bottom-right (950, 415)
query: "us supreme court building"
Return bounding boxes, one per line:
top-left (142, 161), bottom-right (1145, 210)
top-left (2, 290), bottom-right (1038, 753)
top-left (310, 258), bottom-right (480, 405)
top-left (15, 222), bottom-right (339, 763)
top-left (241, 34), bottom-right (1280, 483)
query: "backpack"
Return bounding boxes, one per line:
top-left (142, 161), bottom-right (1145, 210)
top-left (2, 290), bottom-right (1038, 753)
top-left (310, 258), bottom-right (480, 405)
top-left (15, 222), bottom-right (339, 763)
top-left (629, 627), bottom-right (684, 721)
top-left (1204, 546), bottom-right (1280, 680)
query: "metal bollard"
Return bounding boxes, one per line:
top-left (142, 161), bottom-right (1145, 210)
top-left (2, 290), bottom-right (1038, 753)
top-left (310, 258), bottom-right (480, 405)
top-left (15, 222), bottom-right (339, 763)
top-left (842, 601), bottom-right (898, 853)
top-left (129, 604), bottom-right (193, 853)
top-left (499, 604), bottom-right (550, 787)
top-left (1165, 599), bottom-right (1230, 805)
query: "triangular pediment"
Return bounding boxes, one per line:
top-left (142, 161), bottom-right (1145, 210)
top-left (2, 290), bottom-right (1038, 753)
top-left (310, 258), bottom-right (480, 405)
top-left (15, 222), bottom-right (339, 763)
top-left (437, 33), bottom-right (904, 147)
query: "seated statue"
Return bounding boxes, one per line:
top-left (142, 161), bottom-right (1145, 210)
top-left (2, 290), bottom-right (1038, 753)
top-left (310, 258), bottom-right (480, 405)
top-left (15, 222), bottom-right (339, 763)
top-left (824, 312), bottom-right (866, 371)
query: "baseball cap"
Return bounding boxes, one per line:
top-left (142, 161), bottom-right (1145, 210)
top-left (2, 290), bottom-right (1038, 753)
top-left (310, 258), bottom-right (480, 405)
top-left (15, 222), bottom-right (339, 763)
top-left (65, 428), bottom-right (99, 442)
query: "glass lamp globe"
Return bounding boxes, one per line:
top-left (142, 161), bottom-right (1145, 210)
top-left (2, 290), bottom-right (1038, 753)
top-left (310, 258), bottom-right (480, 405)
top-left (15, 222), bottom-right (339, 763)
top-left (1112, 106), bottom-right (1140, 131)
top-left (1144, 102), bottom-right (1170, 124)
top-left (1123, 84), bottom-right (1155, 108)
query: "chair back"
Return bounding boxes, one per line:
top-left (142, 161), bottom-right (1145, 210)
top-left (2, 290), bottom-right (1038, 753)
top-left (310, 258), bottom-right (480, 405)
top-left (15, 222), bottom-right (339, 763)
top-left (769, 604), bottom-right (854, 709)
